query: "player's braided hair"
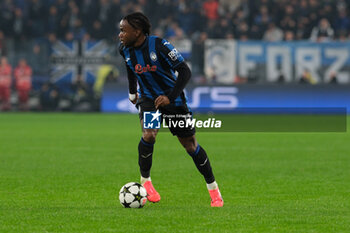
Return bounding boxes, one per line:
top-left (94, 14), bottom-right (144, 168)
top-left (123, 12), bottom-right (151, 36)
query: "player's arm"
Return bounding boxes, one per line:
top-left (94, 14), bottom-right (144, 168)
top-left (167, 62), bottom-right (191, 101)
top-left (155, 62), bottom-right (191, 108)
top-left (155, 39), bottom-right (190, 108)
top-left (120, 44), bottom-right (138, 104)
top-left (126, 65), bottom-right (138, 104)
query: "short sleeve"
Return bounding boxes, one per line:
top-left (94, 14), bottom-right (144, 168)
top-left (157, 38), bottom-right (184, 69)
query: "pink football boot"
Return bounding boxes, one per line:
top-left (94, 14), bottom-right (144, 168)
top-left (143, 181), bottom-right (161, 203)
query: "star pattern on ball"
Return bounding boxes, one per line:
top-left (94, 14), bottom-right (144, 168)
top-left (119, 182), bottom-right (147, 208)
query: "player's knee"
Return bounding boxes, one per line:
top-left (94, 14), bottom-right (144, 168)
top-left (182, 141), bottom-right (196, 154)
top-left (178, 136), bottom-right (197, 154)
top-left (142, 131), bottom-right (157, 144)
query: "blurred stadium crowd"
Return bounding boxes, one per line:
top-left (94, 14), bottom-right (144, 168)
top-left (0, 0), bottom-right (349, 111)
top-left (0, 0), bottom-right (349, 42)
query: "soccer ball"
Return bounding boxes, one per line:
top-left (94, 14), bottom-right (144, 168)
top-left (119, 182), bottom-right (147, 208)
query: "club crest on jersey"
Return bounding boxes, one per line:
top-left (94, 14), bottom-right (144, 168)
top-left (150, 52), bottom-right (157, 62)
top-left (135, 64), bottom-right (157, 74)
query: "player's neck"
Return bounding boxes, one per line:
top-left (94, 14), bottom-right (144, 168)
top-left (134, 35), bottom-right (147, 48)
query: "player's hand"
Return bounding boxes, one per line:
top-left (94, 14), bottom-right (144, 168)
top-left (155, 95), bottom-right (170, 109)
top-left (129, 93), bottom-right (138, 104)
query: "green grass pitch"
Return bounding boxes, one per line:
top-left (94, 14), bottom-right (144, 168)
top-left (0, 113), bottom-right (349, 232)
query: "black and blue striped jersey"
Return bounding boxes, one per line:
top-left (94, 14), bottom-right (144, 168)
top-left (119, 36), bottom-right (187, 106)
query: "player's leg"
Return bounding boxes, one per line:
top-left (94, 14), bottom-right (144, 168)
top-left (136, 97), bottom-right (161, 202)
top-left (0, 87), bottom-right (3, 102)
top-left (1, 87), bottom-right (11, 110)
top-left (139, 122), bottom-right (158, 179)
top-left (24, 90), bottom-right (30, 110)
top-left (0, 88), bottom-right (3, 110)
top-left (18, 89), bottom-right (25, 110)
top-left (178, 135), bottom-right (215, 183)
top-left (138, 121), bottom-right (161, 202)
top-left (178, 135), bottom-right (223, 207)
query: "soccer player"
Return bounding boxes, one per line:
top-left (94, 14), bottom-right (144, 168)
top-left (0, 56), bottom-right (12, 111)
top-left (118, 12), bottom-right (223, 207)
top-left (14, 58), bottom-right (32, 111)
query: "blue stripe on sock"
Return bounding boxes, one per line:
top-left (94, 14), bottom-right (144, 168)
top-left (141, 137), bottom-right (154, 147)
top-left (188, 145), bottom-right (200, 157)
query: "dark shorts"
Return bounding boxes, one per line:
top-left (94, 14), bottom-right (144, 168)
top-left (136, 97), bottom-right (196, 138)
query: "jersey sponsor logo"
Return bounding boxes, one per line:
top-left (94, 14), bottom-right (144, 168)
top-left (163, 42), bottom-right (170, 46)
top-left (168, 48), bottom-right (179, 61)
top-left (150, 52), bottom-right (157, 62)
top-left (135, 64), bottom-right (157, 74)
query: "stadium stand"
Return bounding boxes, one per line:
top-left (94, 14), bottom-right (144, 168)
top-left (1, 0), bottom-right (349, 41)
top-left (0, 0), bottom-right (349, 111)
